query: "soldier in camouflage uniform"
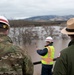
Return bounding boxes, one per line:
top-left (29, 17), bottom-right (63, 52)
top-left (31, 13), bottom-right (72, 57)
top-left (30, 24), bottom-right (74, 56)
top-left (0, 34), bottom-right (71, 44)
top-left (0, 16), bottom-right (33, 75)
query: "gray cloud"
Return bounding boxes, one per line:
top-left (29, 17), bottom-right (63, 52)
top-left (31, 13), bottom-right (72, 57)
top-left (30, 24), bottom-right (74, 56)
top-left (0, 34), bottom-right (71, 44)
top-left (0, 0), bottom-right (74, 19)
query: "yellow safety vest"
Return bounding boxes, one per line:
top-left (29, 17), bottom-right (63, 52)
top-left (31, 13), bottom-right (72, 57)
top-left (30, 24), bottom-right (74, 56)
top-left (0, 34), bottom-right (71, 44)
top-left (41, 46), bottom-right (55, 65)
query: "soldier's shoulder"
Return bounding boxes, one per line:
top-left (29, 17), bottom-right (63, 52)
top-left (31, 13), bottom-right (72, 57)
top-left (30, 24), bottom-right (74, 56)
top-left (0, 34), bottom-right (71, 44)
top-left (11, 45), bottom-right (27, 54)
top-left (61, 47), bottom-right (70, 54)
top-left (10, 45), bottom-right (29, 58)
top-left (59, 47), bottom-right (71, 59)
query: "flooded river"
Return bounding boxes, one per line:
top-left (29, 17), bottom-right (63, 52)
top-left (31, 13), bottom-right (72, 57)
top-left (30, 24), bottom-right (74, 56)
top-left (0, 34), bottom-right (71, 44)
top-left (26, 39), bottom-right (70, 75)
top-left (9, 26), bottom-right (70, 75)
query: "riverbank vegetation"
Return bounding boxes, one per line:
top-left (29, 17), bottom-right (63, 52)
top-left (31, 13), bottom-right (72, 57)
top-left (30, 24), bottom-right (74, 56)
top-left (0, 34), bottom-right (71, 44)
top-left (9, 20), bottom-right (69, 46)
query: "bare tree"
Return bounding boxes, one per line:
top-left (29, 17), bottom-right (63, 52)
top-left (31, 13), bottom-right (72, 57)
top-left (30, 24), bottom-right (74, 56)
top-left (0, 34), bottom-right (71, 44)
top-left (42, 25), bottom-right (55, 38)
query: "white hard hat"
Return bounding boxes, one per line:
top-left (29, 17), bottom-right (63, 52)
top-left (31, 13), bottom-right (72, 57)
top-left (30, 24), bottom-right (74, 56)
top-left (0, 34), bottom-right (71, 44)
top-left (0, 16), bottom-right (10, 28)
top-left (45, 36), bottom-right (53, 42)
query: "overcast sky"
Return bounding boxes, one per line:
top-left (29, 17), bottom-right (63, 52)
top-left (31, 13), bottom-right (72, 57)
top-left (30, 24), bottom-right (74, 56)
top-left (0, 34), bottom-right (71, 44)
top-left (0, 0), bottom-right (74, 19)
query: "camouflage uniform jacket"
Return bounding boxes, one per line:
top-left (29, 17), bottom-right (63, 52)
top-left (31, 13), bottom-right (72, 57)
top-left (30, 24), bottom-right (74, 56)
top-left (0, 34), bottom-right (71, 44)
top-left (0, 35), bottom-right (33, 75)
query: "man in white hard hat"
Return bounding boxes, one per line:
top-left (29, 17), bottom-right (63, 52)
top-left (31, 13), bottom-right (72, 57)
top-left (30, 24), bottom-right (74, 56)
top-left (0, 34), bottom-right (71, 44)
top-left (53, 18), bottom-right (74, 75)
top-left (36, 36), bottom-right (55, 75)
top-left (0, 16), bottom-right (33, 75)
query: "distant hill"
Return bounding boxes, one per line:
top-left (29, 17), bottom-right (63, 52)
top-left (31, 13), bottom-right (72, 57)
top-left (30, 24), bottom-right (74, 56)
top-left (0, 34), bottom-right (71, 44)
top-left (25, 15), bottom-right (74, 21)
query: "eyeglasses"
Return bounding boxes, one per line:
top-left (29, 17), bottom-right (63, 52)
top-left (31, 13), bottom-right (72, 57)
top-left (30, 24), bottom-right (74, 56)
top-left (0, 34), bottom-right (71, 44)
top-left (0, 24), bottom-right (9, 29)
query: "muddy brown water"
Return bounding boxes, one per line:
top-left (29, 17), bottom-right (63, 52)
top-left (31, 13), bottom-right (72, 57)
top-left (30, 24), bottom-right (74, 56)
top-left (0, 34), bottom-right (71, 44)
top-left (25, 39), bottom-right (70, 75)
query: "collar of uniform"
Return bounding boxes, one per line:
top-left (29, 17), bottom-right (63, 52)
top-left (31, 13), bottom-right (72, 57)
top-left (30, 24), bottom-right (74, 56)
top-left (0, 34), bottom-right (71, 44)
top-left (68, 40), bottom-right (74, 46)
top-left (45, 42), bottom-right (53, 47)
top-left (0, 35), bottom-right (13, 43)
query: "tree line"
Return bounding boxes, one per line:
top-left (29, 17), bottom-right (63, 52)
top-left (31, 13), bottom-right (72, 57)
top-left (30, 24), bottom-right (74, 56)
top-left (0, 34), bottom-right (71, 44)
top-left (9, 20), bottom-right (66, 27)
top-left (8, 19), bottom-right (69, 47)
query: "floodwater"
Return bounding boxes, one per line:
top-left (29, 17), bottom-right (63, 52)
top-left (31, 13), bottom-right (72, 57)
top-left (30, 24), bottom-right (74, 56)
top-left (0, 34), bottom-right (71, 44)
top-left (26, 39), bottom-right (70, 75)
top-left (9, 27), bottom-right (70, 75)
